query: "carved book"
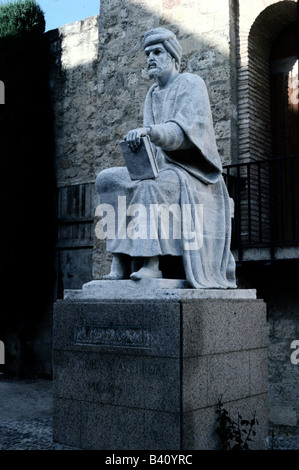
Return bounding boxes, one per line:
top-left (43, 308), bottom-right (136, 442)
top-left (119, 135), bottom-right (159, 180)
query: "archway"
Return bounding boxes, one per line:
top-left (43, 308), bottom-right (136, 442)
top-left (243, 0), bottom-right (298, 163)
top-left (235, 1), bottom-right (298, 249)
top-left (270, 21), bottom-right (299, 241)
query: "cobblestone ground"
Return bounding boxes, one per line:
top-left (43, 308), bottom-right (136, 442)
top-left (1, 376), bottom-right (298, 451)
top-left (0, 376), bottom-right (71, 450)
top-left (0, 417), bottom-right (53, 450)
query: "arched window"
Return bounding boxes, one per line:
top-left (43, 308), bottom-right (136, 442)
top-left (238, 1), bottom-right (297, 164)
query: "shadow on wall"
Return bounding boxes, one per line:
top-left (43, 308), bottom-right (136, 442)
top-left (50, 4), bottom-right (236, 181)
top-left (0, 24), bottom-right (57, 376)
top-left (51, 0), bottom-right (298, 284)
top-left (92, 0), bottom-right (237, 280)
top-left (47, 0), bottom-right (238, 286)
top-left (47, 0), bottom-right (237, 287)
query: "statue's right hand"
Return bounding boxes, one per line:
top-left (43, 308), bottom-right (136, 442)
top-left (124, 127), bottom-right (150, 152)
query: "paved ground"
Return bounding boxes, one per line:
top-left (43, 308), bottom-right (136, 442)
top-left (1, 374), bottom-right (298, 452)
top-left (0, 374), bottom-right (59, 450)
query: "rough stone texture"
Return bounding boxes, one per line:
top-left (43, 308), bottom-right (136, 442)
top-left (94, 0), bottom-right (237, 168)
top-left (0, 378), bottom-right (76, 450)
top-left (92, 0), bottom-right (239, 280)
top-left (47, 0), bottom-right (241, 285)
top-left (238, 263), bottom-right (299, 449)
top-left (63, 279), bottom-right (256, 300)
top-left (267, 294), bottom-right (299, 448)
top-left (48, 1), bottom-right (237, 189)
top-left (52, 295), bottom-right (268, 450)
top-left (48, 15), bottom-right (99, 187)
top-left (46, 0), bottom-right (299, 450)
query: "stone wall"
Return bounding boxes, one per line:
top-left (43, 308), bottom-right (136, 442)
top-left (48, 15), bottom-right (99, 187)
top-left (96, 0), bottom-right (237, 172)
top-left (238, 263), bottom-right (299, 450)
top-left (268, 288), bottom-right (299, 450)
top-left (47, 0), bottom-right (299, 449)
top-left (49, 0), bottom-right (238, 188)
top-left (47, 0), bottom-right (240, 284)
top-left (92, 0), bottom-right (238, 278)
top-left (48, 17), bottom-right (99, 292)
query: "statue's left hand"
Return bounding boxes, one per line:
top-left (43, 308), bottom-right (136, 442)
top-left (124, 127), bottom-right (150, 152)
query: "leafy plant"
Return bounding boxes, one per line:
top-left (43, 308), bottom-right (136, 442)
top-left (0, 0), bottom-right (45, 39)
top-left (215, 400), bottom-right (259, 450)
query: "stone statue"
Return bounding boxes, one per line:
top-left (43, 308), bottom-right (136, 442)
top-left (96, 27), bottom-right (236, 289)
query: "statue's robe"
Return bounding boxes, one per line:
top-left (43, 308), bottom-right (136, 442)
top-left (96, 73), bottom-right (236, 288)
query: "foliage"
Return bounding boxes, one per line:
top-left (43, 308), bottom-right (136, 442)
top-left (0, 0), bottom-right (45, 38)
top-left (215, 400), bottom-right (259, 450)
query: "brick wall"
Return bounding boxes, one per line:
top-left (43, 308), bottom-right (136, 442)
top-left (236, 0), bottom-right (297, 245)
top-left (237, 0), bottom-right (297, 163)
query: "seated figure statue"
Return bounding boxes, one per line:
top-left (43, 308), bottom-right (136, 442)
top-left (96, 27), bottom-right (236, 289)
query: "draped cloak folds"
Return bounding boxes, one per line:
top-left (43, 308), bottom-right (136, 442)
top-left (96, 72), bottom-right (237, 288)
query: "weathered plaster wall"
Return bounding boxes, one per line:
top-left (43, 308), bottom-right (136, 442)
top-left (49, 0), bottom-right (238, 189)
top-left (48, 15), bottom-right (99, 187)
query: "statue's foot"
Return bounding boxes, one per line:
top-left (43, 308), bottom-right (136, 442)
top-left (130, 266), bottom-right (163, 281)
top-left (102, 253), bottom-right (129, 280)
top-left (102, 272), bottom-right (125, 280)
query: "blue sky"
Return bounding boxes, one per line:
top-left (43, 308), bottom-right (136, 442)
top-left (0, 0), bottom-right (100, 32)
top-left (38, 0), bottom-right (100, 31)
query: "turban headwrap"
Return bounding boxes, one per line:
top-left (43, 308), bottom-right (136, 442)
top-left (143, 27), bottom-right (182, 69)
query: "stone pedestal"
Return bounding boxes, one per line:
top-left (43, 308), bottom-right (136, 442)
top-left (53, 281), bottom-right (268, 450)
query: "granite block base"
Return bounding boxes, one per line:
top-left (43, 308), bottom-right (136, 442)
top-left (52, 283), bottom-right (268, 450)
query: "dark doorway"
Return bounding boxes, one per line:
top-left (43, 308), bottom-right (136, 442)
top-left (270, 21), bottom-right (299, 243)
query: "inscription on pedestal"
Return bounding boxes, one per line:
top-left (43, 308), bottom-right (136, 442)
top-left (117, 359), bottom-right (162, 375)
top-left (74, 324), bottom-right (151, 350)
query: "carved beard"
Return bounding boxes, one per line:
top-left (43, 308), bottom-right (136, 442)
top-left (147, 55), bottom-right (173, 80)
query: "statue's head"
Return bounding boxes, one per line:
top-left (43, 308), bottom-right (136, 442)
top-left (143, 27), bottom-right (182, 72)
